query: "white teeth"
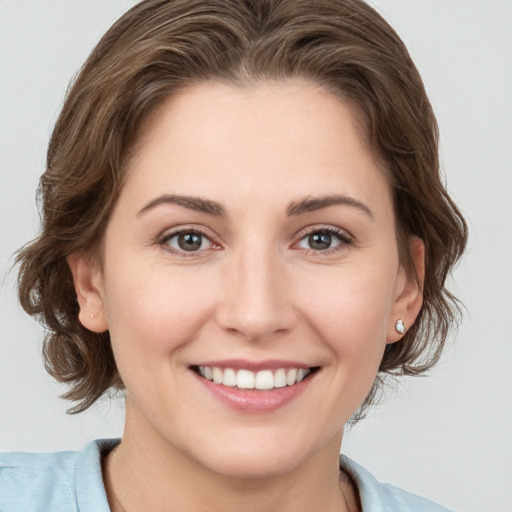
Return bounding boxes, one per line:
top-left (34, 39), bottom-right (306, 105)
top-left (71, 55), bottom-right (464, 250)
top-left (286, 368), bottom-right (297, 386)
top-left (255, 370), bottom-right (274, 390)
top-left (203, 366), bottom-right (213, 380)
top-left (296, 368), bottom-right (308, 382)
top-left (212, 367), bottom-right (223, 384)
top-left (197, 366), bottom-right (313, 390)
top-left (223, 368), bottom-right (237, 387)
top-left (237, 369), bottom-right (255, 389)
top-left (274, 369), bottom-right (287, 388)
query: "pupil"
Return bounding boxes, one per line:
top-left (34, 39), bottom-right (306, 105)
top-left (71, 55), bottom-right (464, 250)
top-left (309, 233), bottom-right (331, 250)
top-left (178, 233), bottom-right (202, 251)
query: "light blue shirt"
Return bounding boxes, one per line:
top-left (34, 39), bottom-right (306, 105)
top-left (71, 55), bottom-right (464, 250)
top-left (0, 439), bottom-right (455, 511)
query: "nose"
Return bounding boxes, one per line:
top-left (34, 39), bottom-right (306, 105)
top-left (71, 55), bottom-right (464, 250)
top-left (215, 245), bottom-right (297, 343)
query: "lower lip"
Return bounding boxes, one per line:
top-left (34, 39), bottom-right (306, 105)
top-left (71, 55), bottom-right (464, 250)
top-left (193, 371), bottom-right (315, 413)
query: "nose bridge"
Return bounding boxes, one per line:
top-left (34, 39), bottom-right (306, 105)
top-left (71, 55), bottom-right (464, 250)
top-left (217, 237), bottom-right (295, 341)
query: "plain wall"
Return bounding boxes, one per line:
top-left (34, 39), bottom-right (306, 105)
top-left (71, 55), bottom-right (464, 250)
top-left (1, 2), bottom-right (511, 511)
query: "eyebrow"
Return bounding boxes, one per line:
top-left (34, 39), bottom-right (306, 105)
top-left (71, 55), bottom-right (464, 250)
top-left (287, 195), bottom-right (374, 218)
top-left (137, 194), bottom-right (226, 217)
top-left (137, 193), bottom-right (373, 219)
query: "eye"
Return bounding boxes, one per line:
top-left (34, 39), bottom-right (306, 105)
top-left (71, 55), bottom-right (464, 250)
top-left (162, 229), bottom-right (215, 253)
top-left (296, 227), bottom-right (352, 253)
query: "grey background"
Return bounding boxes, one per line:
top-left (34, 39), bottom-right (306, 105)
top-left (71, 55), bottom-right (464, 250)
top-left (1, 1), bottom-right (511, 511)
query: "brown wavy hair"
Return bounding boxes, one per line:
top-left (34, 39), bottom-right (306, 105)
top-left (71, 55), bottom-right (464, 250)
top-left (17, 0), bottom-right (467, 416)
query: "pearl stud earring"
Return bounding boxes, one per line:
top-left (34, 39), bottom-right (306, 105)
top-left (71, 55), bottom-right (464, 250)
top-left (395, 319), bottom-right (405, 334)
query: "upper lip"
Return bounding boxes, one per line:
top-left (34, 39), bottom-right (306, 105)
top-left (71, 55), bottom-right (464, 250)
top-left (190, 359), bottom-right (315, 371)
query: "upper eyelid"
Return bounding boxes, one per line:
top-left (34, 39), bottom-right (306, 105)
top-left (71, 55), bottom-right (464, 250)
top-left (294, 224), bottom-right (353, 240)
top-left (159, 225), bottom-right (215, 241)
top-left (157, 226), bottom-right (215, 248)
top-left (292, 225), bottom-right (354, 253)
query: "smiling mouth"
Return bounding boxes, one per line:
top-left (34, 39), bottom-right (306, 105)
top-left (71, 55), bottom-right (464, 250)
top-left (191, 366), bottom-right (319, 391)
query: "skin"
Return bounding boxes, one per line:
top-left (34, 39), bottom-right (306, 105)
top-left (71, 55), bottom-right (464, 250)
top-left (70, 80), bottom-right (424, 512)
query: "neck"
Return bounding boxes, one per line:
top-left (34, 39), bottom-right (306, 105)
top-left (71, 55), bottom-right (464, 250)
top-left (104, 403), bottom-right (359, 512)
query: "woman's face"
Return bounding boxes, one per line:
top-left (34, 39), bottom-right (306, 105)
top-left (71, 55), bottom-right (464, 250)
top-left (76, 80), bottom-right (422, 478)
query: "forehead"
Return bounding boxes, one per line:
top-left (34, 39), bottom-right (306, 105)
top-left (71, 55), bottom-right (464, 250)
top-left (121, 79), bottom-right (391, 218)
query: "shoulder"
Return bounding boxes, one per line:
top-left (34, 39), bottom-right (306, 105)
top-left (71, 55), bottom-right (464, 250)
top-left (0, 438), bottom-right (118, 512)
top-left (340, 455), bottom-right (457, 512)
top-left (0, 448), bottom-right (79, 511)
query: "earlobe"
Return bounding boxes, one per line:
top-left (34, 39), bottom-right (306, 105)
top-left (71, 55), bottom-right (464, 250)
top-left (387, 237), bottom-right (425, 343)
top-left (67, 252), bottom-right (109, 333)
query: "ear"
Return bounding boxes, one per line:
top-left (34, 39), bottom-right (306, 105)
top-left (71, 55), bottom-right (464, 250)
top-left (67, 252), bottom-right (109, 333)
top-left (387, 237), bottom-right (425, 343)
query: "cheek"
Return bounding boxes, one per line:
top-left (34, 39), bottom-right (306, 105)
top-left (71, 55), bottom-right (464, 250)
top-left (103, 262), bottom-right (218, 361)
top-left (297, 263), bottom-right (396, 356)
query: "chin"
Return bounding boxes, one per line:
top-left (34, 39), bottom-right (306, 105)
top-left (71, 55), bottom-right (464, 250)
top-left (188, 431), bottom-right (326, 481)
top-left (203, 451), bottom-right (302, 481)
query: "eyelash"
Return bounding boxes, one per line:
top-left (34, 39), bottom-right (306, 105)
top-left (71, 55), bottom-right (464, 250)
top-left (294, 226), bottom-right (353, 256)
top-left (158, 227), bottom-right (216, 257)
top-left (158, 225), bottom-right (353, 257)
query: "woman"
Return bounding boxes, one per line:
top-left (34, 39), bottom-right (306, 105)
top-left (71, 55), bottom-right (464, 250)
top-left (1, 0), bottom-right (467, 510)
